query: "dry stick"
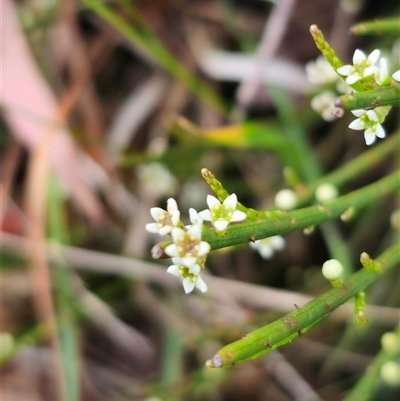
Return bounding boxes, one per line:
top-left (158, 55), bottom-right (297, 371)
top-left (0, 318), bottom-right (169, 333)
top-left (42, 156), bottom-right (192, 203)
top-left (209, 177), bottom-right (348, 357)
top-left (234, 0), bottom-right (297, 116)
top-left (2, 232), bottom-right (398, 325)
top-left (24, 87), bottom-right (82, 401)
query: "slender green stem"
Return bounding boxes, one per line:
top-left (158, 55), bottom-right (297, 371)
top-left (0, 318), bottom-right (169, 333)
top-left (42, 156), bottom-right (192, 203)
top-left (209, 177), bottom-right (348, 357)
top-left (351, 18), bottom-right (400, 36)
top-left (203, 171), bottom-right (399, 250)
top-left (294, 131), bottom-right (400, 207)
top-left (206, 243), bottom-right (400, 368)
top-left (342, 326), bottom-right (400, 401)
top-left (335, 87), bottom-right (400, 111)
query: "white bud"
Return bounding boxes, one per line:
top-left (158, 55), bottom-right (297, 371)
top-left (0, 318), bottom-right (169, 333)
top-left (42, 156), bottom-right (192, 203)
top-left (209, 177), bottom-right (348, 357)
top-left (315, 183), bottom-right (338, 202)
top-left (381, 332), bottom-right (400, 353)
top-left (322, 259), bottom-right (343, 280)
top-left (381, 361), bottom-right (400, 387)
top-left (274, 189), bottom-right (297, 210)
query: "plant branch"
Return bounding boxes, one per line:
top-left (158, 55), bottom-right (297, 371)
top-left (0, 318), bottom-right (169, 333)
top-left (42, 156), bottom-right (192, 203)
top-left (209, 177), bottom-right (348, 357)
top-left (203, 171), bottom-right (399, 250)
top-left (206, 243), bottom-right (400, 368)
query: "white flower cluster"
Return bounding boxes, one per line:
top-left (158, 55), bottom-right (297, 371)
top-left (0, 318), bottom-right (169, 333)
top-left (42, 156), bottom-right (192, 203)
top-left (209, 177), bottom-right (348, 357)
top-left (307, 49), bottom-right (400, 146)
top-left (146, 194), bottom-right (247, 293)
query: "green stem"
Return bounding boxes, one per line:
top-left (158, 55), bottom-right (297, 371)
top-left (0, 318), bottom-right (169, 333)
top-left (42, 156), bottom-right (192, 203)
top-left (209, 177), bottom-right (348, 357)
top-left (351, 18), bottom-right (400, 36)
top-left (203, 171), bottom-right (399, 250)
top-left (335, 87), bottom-right (400, 110)
top-left (294, 131), bottom-right (399, 207)
top-left (206, 243), bottom-right (400, 368)
top-left (342, 326), bottom-right (400, 401)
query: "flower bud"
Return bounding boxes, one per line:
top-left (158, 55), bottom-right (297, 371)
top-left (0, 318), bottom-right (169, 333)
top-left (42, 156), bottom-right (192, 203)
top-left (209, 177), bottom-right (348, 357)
top-left (322, 259), bottom-right (343, 281)
top-left (274, 189), bottom-right (297, 210)
top-left (315, 183), bottom-right (338, 202)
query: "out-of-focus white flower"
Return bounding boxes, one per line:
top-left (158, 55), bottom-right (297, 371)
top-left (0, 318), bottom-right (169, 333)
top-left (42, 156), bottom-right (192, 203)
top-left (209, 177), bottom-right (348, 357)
top-left (165, 225), bottom-right (210, 268)
top-left (249, 236), bottom-right (285, 259)
top-left (392, 70), bottom-right (400, 82)
top-left (322, 259), bottom-right (343, 281)
top-left (274, 189), bottom-right (297, 210)
top-left (199, 194), bottom-right (246, 232)
top-left (146, 198), bottom-right (180, 235)
top-left (167, 264), bottom-right (208, 294)
top-left (306, 56), bottom-right (338, 86)
top-left (349, 109), bottom-right (386, 145)
top-left (311, 91), bottom-right (337, 121)
top-left (337, 49), bottom-right (380, 85)
top-left (339, 0), bottom-right (364, 14)
top-left (315, 183), bottom-right (338, 202)
top-left (137, 162), bottom-right (178, 198)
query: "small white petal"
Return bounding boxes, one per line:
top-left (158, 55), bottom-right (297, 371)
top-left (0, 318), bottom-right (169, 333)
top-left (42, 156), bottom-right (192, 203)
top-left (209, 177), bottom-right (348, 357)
top-left (150, 207), bottom-right (165, 221)
top-left (351, 109), bottom-right (366, 117)
top-left (367, 49), bottom-right (380, 65)
top-left (349, 118), bottom-right (364, 130)
top-left (363, 66), bottom-right (375, 77)
top-left (167, 198), bottom-right (178, 212)
top-left (364, 132), bottom-right (376, 145)
top-left (146, 223), bottom-right (161, 233)
top-left (353, 49), bottom-right (366, 64)
top-left (230, 210), bottom-right (247, 222)
top-left (190, 264), bottom-right (201, 275)
top-left (214, 220), bottom-right (229, 232)
top-left (223, 193), bottom-right (238, 210)
top-left (271, 236), bottom-right (285, 250)
top-left (189, 208), bottom-right (202, 226)
top-left (167, 265), bottom-right (180, 277)
top-left (159, 226), bottom-right (173, 236)
top-left (366, 110), bottom-right (378, 121)
top-left (187, 224), bottom-right (202, 240)
top-left (337, 65), bottom-right (352, 76)
top-left (259, 247), bottom-right (274, 259)
top-left (195, 277), bottom-right (208, 293)
top-left (171, 227), bottom-right (185, 243)
top-left (198, 241), bottom-right (211, 257)
top-left (181, 256), bottom-right (198, 267)
top-left (198, 209), bottom-right (212, 221)
top-left (183, 280), bottom-right (195, 294)
top-left (165, 244), bottom-right (179, 257)
top-left (207, 195), bottom-right (221, 210)
top-left (346, 75), bottom-right (362, 85)
top-left (392, 70), bottom-right (400, 82)
top-left (171, 210), bottom-right (180, 226)
top-left (172, 257), bottom-right (183, 265)
top-left (375, 124), bottom-right (386, 138)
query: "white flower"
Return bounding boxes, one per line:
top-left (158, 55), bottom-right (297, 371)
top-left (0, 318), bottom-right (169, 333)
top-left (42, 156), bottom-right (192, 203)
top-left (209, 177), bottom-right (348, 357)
top-left (198, 194), bottom-right (246, 232)
top-left (274, 189), bottom-right (297, 210)
top-left (249, 236), bottom-right (285, 259)
top-left (310, 91), bottom-right (337, 121)
top-left (305, 56), bottom-right (337, 86)
top-left (337, 49), bottom-right (380, 85)
top-left (392, 70), bottom-right (400, 82)
top-left (137, 162), bottom-right (177, 198)
top-left (315, 183), bottom-right (338, 202)
top-left (145, 198), bottom-right (180, 235)
top-left (322, 259), bottom-right (343, 280)
top-left (167, 264), bottom-right (208, 294)
top-left (165, 225), bottom-right (210, 268)
top-left (349, 109), bottom-right (386, 145)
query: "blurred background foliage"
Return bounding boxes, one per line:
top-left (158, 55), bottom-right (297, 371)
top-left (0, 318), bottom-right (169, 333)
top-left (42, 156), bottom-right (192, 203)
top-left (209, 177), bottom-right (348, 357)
top-left (1, 0), bottom-right (399, 401)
